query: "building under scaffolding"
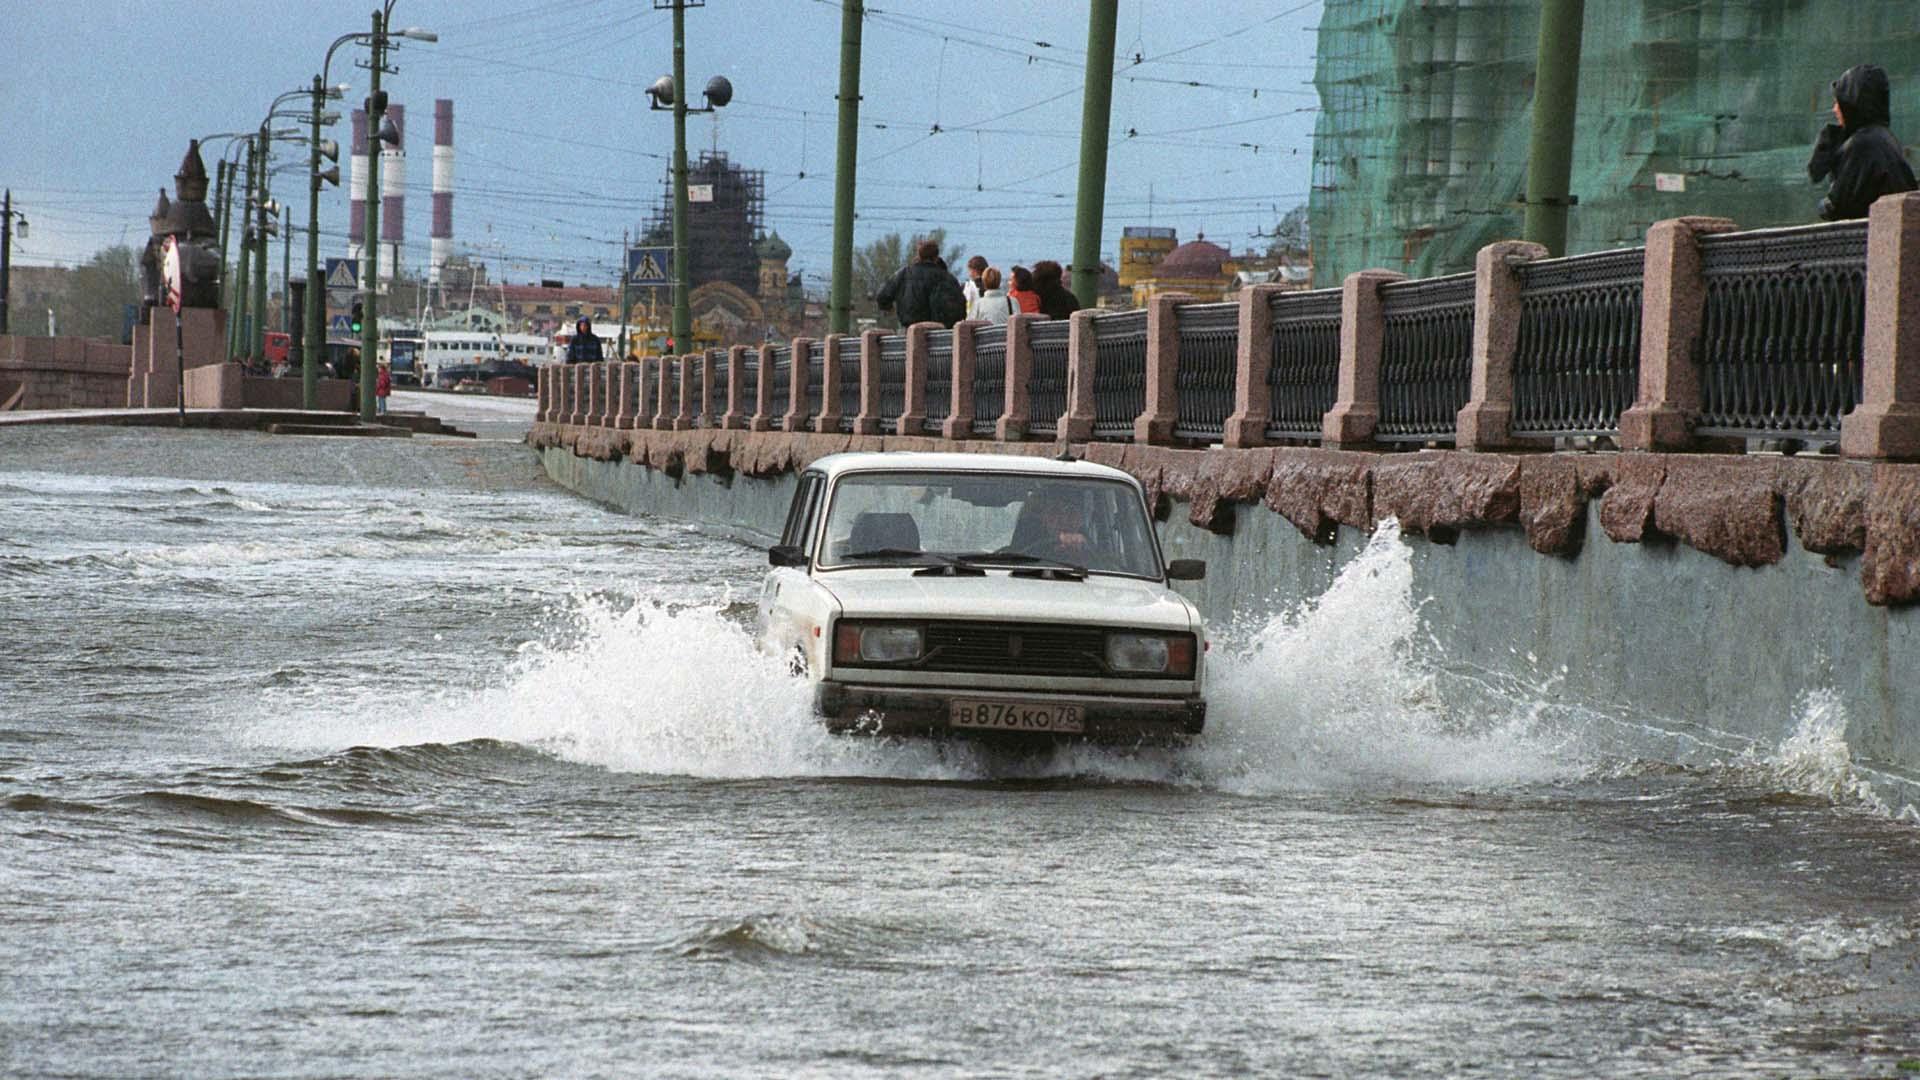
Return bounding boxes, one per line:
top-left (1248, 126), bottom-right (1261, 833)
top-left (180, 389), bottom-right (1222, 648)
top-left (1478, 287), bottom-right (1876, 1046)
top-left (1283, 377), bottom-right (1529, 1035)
top-left (641, 151), bottom-right (765, 297)
top-left (1309, 0), bottom-right (1920, 286)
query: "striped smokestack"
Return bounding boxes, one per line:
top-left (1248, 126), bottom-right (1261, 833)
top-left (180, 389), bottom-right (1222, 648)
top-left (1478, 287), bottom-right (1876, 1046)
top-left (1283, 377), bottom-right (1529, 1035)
top-left (348, 108), bottom-right (368, 262)
top-left (380, 103), bottom-right (405, 284)
top-left (430, 99), bottom-right (453, 287)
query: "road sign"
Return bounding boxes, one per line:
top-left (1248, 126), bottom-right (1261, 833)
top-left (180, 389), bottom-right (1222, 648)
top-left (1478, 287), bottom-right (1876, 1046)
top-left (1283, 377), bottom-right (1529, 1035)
top-left (327, 288), bottom-right (355, 310)
top-left (329, 314), bottom-right (352, 335)
top-left (627, 246), bottom-right (672, 286)
top-left (324, 258), bottom-right (360, 292)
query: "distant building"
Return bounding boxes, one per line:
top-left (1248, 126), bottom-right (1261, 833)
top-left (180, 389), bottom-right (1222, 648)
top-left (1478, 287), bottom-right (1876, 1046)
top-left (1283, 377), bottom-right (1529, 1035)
top-left (1130, 236), bottom-right (1239, 305)
top-left (1118, 226), bottom-right (1178, 289)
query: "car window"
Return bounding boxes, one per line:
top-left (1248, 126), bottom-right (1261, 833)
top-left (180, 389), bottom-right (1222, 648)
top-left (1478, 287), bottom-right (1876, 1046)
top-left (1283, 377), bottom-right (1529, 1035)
top-left (780, 473), bottom-right (822, 548)
top-left (818, 471), bottom-right (1161, 578)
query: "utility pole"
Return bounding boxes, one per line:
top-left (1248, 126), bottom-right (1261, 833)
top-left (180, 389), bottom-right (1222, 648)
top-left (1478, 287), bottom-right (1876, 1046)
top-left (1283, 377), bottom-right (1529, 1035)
top-left (233, 142), bottom-right (255, 360)
top-left (305, 74), bottom-right (326, 410)
top-left (1, 189), bottom-right (13, 337)
top-left (1070, 0), bottom-right (1118, 309)
top-left (619, 227), bottom-right (632, 359)
top-left (1523, 0), bottom-right (1585, 257)
top-left (669, 0), bottom-right (691, 350)
top-left (361, 6), bottom-right (387, 423)
top-left (253, 129), bottom-right (270, 363)
top-left (828, 0), bottom-right (863, 335)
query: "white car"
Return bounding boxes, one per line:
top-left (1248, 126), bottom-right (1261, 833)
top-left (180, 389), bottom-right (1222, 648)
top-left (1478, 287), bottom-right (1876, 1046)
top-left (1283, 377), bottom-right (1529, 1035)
top-left (758, 452), bottom-right (1208, 744)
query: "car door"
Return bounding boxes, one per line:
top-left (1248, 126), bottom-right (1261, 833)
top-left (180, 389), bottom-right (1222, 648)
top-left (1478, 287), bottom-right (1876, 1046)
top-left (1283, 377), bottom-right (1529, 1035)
top-left (758, 471), bottom-right (829, 671)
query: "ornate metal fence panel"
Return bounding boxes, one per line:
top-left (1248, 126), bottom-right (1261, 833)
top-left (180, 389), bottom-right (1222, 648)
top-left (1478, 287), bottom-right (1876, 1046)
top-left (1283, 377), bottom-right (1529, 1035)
top-left (803, 340), bottom-right (826, 429)
top-left (878, 334), bottom-right (907, 434)
top-left (923, 329), bottom-right (954, 434)
top-left (971, 325), bottom-right (1007, 436)
top-left (684, 356), bottom-right (704, 427)
top-left (1173, 302), bottom-right (1239, 443)
top-left (1511, 248), bottom-right (1645, 438)
top-left (738, 352), bottom-right (758, 425)
top-left (1378, 272), bottom-right (1476, 443)
top-left (1694, 221), bottom-right (1867, 440)
top-left (1027, 319), bottom-right (1070, 436)
top-left (1092, 309), bottom-right (1147, 440)
top-left (767, 344), bottom-right (792, 431)
top-left (1265, 288), bottom-right (1344, 440)
top-left (838, 342), bottom-right (861, 432)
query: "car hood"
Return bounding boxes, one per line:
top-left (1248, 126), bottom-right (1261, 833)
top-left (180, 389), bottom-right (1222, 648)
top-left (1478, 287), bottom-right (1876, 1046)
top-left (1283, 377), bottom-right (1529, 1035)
top-left (816, 568), bottom-right (1200, 631)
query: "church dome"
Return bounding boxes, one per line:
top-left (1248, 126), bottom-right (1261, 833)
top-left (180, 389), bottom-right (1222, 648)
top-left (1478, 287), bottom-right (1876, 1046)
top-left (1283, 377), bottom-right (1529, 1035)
top-left (755, 230), bottom-right (792, 262)
top-left (1155, 236), bottom-right (1230, 279)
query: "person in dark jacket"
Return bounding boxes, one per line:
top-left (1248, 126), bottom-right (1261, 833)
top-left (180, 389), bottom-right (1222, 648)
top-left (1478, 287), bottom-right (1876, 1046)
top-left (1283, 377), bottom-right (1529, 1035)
top-left (1809, 64), bottom-right (1917, 221)
top-left (566, 316), bottom-right (604, 364)
top-left (1030, 259), bottom-right (1080, 320)
top-left (875, 240), bottom-right (968, 328)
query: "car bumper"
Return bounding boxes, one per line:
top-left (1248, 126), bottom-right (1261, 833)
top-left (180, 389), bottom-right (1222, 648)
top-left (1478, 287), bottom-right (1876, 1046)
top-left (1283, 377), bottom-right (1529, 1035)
top-left (815, 680), bottom-right (1205, 745)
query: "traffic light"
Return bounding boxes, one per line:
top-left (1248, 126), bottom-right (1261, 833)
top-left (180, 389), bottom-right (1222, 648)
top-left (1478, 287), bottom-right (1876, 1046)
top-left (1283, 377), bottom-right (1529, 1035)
top-left (350, 297), bottom-right (365, 335)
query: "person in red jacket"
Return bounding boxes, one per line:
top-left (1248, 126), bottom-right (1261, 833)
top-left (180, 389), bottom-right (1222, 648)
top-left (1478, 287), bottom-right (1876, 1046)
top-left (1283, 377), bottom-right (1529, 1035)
top-left (375, 361), bottom-right (392, 416)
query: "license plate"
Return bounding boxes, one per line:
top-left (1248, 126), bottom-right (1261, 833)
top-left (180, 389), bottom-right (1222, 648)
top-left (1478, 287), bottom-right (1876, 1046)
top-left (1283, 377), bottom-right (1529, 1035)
top-left (950, 699), bottom-right (1084, 734)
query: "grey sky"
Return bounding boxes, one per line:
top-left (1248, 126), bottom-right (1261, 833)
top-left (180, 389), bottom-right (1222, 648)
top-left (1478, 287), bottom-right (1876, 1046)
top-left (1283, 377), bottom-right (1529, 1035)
top-left (4, 1), bottom-right (1322, 288)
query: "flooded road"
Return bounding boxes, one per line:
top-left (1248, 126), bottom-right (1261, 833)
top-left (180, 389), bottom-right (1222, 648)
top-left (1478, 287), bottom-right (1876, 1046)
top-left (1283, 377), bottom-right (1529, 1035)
top-left (3, 425), bottom-right (1918, 1078)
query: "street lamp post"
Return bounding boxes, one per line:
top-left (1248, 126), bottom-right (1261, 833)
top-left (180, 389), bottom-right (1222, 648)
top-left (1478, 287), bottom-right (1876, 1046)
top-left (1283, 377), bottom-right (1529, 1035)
top-left (356, 3), bottom-right (436, 422)
top-left (305, 71), bottom-right (346, 410)
top-left (0, 190), bottom-right (27, 336)
top-left (647, 0), bottom-right (730, 352)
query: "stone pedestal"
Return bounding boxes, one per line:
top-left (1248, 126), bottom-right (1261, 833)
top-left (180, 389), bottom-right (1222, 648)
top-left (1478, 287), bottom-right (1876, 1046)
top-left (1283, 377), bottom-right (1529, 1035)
top-left (998, 314), bottom-right (1040, 441)
top-left (1322, 269), bottom-right (1407, 449)
top-left (1061, 309), bottom-right (1099, 442)
top-left (1457, 240), bottom-right (1551, 451)
top-left (1222, 283), bottom-right (1292, 448)
top-left (673, 354), bottom-right (696, 430)
top-left (817, 335), bottom-right (847, 433)
top-left (942, 321), bottom-right (982, 439)
top-left (749, 344), bottom-right (776, 432)
top-left (1134, 294), bottom-right (1188, 445)
top-left (853, 329), bottom-right (887, 435)
top-left (1618, 216), bottom-right (1739, 451)
top-left (1843, 192), bottom-right (1920, 460)
top-left (785, 338), bottom-right (815, 431)
top-left (899, 323), bottom-right (935, 434)
top-left (131, 306), bottom-right (227, 407)
top-left (720, 347), bottom-right (749, 430)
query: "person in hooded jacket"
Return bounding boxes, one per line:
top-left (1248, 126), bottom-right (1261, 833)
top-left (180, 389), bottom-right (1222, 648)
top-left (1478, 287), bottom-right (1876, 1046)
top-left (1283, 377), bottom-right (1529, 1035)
top-left (874, 239), bottom-right (968, 328)
top-left (1809, 64), bottom-right (1917, 221)
top-left (1030, 260), bottom-right (1080, 320)
top-left (566, 316), bottom-right (604, 364)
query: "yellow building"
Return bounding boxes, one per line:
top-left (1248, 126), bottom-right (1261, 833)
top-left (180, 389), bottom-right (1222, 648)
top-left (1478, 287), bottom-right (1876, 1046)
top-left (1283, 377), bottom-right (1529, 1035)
top-left (1130, 236), bottom-right (1239, 305)
top-left (1118, 226), bottom-right (1178, 289)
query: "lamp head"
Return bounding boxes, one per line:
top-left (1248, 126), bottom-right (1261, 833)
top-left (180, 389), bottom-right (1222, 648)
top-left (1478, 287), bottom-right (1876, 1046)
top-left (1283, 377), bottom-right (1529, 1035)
top-left (396, 27), bottom-right (438, 42)
top-left (703, 76), bottom-right (732, 109)
top-left (647, 75), bottom-right (675, 107)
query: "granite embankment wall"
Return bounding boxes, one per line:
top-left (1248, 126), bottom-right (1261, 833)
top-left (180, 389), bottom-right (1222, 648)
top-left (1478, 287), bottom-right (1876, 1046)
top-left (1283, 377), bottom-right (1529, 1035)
top-left (0, 335), bottom-right (132, 410)
top-left (533, 421), bottom-right (1920, 799)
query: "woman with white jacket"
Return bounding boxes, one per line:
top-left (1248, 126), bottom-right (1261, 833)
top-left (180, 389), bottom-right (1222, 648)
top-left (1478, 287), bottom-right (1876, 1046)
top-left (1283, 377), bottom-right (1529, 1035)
top-left (967, 267), bottom-right (1019, 325)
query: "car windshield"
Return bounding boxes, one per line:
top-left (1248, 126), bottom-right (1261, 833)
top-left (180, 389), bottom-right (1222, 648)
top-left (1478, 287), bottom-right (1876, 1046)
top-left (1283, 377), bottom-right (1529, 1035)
top-left (817, 470), bottom-right (1162, 578)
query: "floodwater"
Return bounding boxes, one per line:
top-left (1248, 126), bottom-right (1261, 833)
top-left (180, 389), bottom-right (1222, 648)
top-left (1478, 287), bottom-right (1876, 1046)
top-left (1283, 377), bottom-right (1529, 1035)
top-left (4, 424), bottom-right (1919, 1079)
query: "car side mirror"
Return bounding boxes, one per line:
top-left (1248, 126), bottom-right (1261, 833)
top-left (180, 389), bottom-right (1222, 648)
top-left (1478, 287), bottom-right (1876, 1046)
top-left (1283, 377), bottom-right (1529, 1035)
top-left (1166, 559), bottom-right (1206, 581)
top-left (769, 544), bottom-right (809, 568)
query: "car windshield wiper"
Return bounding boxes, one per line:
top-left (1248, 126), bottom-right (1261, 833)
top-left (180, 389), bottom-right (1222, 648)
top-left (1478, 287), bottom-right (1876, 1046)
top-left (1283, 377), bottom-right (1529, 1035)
top-left (844, 548), bottom-right (989, 576)
top-left (844, 547), bottom-right (939, 562)
top-left (950, 552), bottom-right (1089, 580)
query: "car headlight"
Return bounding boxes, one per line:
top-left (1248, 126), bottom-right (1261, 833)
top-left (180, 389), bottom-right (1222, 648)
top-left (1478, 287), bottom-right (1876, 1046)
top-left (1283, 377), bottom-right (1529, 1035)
top-left (833, 622), bottom-right (924, 664)
top-left (1105, 632), bottom-right (1196, 676)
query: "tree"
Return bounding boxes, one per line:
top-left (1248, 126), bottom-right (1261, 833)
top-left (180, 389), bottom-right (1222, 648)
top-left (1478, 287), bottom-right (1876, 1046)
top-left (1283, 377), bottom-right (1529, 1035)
top-left (850, 229), bottom-right (965, 321)
top-left (1266, 204), bottom-right (1310, 259)
top-left (56, 246), bottom-right (141, 341)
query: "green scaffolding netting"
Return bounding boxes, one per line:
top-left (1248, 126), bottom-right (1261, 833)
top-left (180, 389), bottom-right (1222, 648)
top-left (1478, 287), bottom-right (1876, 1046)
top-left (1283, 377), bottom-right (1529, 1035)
top-left (1309, 0), bottom-right (1920, 286)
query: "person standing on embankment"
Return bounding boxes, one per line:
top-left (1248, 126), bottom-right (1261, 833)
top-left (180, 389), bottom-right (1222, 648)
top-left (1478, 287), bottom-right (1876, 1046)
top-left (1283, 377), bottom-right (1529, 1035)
top-left (1809, 63), bottom-right (1917, 220)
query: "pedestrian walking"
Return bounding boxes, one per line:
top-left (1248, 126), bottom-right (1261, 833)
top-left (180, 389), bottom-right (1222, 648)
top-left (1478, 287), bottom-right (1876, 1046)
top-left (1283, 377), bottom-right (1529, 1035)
top-left (1030, 260), bottom-right (1081, 320)
top-left (962, 255), bottom-right (989, 305)
top-left (875, 239), bottom-right (968, 328)
top-left (968, 267), bottom-right (1019, 326)
top-left (566, 316), bottom-right (604, 364)
top-left (1007, 265), bottom-right (1042, 315)
top-left (375, 361), bottom-right (392, 416)
top-left (1810, 64), bottom-right (1917, 221)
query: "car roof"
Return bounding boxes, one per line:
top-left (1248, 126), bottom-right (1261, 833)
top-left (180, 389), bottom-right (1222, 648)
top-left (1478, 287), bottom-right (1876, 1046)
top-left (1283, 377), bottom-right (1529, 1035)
top-left (806, 451), bottom-right (1140, 487)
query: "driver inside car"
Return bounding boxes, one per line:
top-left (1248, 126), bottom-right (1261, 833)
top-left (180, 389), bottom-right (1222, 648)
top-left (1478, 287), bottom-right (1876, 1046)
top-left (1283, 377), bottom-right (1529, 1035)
top-left (1011, 489), bottom-right (1093, 565)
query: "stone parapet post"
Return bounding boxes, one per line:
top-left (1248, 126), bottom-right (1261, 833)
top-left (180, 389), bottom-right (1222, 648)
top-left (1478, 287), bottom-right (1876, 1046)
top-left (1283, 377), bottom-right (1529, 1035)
top-left (1135, 293), bottom-right (1190, 444)
top-left (943, 320), bottom-right (982, 439)
top-left (674, 354), bottom-right (695, 430)
top-left (1061, 309), bottom-right (1099, 442)
top-left (652, 357), bottom-right (674, 429)
top-left (1457, 240), bottom-right (1551, 450)
top-left (567, 364), bottom-right (587, 426)
top-left (1223, 283), bottom-right (1293, 448)
top-left (721, 346), bottom-right (749, 429)
top-left (817, 335), bottom-right (846, 433)
top-left (749, 343), bottom-right (776, 432)
top-left (1322, 269), bottom-right (1407, 449)
top-left (1843, 192), bottom-right (1920, 459)
top-left (591, 362), bottom-right (612, 426)
top-left (634, 357), bottom-right (657, 430)
top-left (852, 329), bottom-right (887, 435)
top-left (696, 353), bottom-right (716, 428)
top-left (536, 366), bottom-right (551, 422)
top-left (1619, 216), bottom-right (1739, 451)
top-left (900, 322), bottom-right (935, 434)
top-left (998, 314), bottom-right (1040, 441)
top-left (610, 361), bottom-right (636, 429)
top-left (785, 337), bottom-right (816, 432)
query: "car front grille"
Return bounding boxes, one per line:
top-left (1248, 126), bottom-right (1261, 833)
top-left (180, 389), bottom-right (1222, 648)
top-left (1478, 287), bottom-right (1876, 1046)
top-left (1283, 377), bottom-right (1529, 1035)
top-left (921, 622), bottom-right (1109, 678)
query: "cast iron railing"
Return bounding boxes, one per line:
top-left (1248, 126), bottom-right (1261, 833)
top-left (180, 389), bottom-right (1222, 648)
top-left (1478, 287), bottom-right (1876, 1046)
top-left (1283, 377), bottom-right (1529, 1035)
top-left (1266, 288), bottom-right (1343, 441)
top-left (878, 334), bottom-right (906, 434)
top-left (1378, 272), bottom-right (1475, 443)
top-left (972, 325), bottom-right (1007, 436)
top-left (738, 352), bottom-right (758, 426)
top-left (803, 340), bottom-right (826, 430)
top-left (838, 341), bottom-right (861, 432)
top-left (1512, 247), bottom-right (1644, 437)
top-left (705, 349), bottom-right (728, 426)
top-left (1092, 309), bottom-right (1147, 440)
top-left (1028, 319), bottom-right (1070, 436)
top-left (1173, 302), bottom-right (1238, 443)
top-left (924, 329), bottom-right (953, 434)
top-left (1694, 221), bottom-right (1867, 441)
top-left (767, 345), bottom-right (792, 431)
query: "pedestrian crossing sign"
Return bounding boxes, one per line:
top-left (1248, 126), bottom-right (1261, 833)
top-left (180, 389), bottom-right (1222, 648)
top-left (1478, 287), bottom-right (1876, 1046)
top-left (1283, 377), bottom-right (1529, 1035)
top-left (627, 246), bottom-right (671, 286)
top-left (325, 258), bottom-right (360, 291)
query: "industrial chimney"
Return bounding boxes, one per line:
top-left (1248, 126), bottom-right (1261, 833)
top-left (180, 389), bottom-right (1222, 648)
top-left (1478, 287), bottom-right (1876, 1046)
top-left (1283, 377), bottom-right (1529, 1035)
top-left (348, 109), bottom-right (368, 264)
top-left (380, 103), bottom-right (405, 285)
top-left (431, 99), bottom-right (453, 287)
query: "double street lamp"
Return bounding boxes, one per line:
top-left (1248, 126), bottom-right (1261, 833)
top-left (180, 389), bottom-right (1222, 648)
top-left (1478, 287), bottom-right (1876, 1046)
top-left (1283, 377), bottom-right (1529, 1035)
top-left (648, 0), bottom-right (730, 353)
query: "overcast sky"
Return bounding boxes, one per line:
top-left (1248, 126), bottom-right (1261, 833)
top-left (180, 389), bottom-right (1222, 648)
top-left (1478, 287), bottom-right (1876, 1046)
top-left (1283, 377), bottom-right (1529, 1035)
top-left (4, 0), bottom-right (1322, 289)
